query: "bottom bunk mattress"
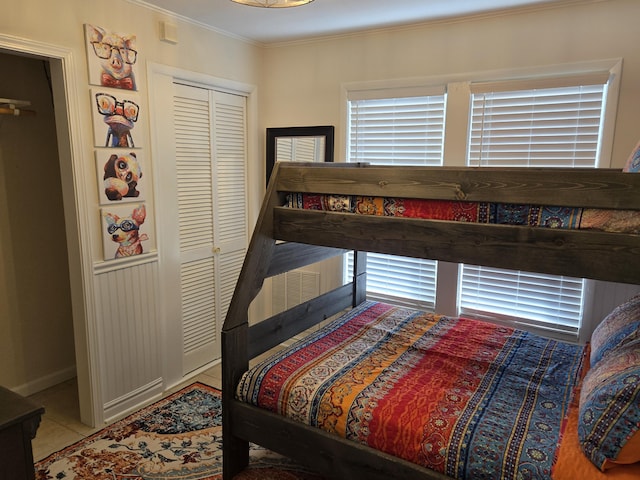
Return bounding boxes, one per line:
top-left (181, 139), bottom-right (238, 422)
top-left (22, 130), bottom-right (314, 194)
top-left (236, 301), bottom-right (638, 479)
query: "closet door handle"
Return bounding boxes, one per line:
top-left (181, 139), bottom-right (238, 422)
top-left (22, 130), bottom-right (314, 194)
top-left (213, 247), bottom-right (221, 254)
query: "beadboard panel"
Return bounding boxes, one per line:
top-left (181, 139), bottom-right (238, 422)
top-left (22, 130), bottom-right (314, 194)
top-left (94, 260), bottom-right (162, 414)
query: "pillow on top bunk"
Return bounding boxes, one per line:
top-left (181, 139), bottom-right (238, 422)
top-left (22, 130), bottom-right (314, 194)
top-left (578, 339), bottom-right (640, 470)
top-left (590, 294), bottom-right (640, 367)
top-left (623, 139), bottom-right (640, 172)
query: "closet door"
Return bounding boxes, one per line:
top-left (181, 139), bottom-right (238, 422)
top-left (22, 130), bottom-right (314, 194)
top-left (173, 83), bottom-right (247, 375)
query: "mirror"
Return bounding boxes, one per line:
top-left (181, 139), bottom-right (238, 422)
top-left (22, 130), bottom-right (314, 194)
top-left (266, 125), bottom-right (335, 185)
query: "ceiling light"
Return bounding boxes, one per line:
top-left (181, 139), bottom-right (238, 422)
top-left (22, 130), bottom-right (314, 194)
top-left (230, 0), bottom-right (313, 7)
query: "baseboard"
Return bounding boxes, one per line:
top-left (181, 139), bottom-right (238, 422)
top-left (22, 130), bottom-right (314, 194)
top-left (12, 365), bottom-right (77, 397)
top-left (103, 377), bottom-right (164, 424)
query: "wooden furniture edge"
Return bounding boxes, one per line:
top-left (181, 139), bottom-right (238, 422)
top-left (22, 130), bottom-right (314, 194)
top-left (275, 164), bottom-right (640, 209)
top-left (231, 399), bottom-right (451, 480)
top-left (273, 208), bottom-right (640, 285)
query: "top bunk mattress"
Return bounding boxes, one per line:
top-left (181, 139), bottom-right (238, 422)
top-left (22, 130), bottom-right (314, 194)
top-left (236, 301), bottom-right (640, 480)
top-left (286, 193), bottom-right (640, 233)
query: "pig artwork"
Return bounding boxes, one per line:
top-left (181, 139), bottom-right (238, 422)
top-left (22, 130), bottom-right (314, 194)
top-left (86, 24), bottom-right (137, 91)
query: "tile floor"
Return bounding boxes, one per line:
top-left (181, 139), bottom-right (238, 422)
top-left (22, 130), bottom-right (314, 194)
top-left (29, 362), bottom-right (222, 462)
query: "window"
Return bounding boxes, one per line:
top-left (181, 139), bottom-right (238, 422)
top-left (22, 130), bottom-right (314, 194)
top-left (468, 78), bottom-right (608, 168)
top-left (459, 77), bottom-right (609, 337)
top-left (346, 90), bottom-right (446, 309)
top-left (349, 94), bottom-right (446, 166)
top-left (345, 64), bottom-right (619, 340)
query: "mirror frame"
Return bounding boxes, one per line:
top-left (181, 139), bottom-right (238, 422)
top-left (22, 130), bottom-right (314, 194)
top-left (266, 125), bottom-right (335, 185)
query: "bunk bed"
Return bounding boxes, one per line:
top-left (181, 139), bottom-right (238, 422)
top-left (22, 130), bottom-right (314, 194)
top-left (222, 162), bottom-right (640, 480)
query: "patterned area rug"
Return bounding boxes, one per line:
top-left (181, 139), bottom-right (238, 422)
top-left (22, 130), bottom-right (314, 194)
top-left (35, 383), bottom-right (324, 480)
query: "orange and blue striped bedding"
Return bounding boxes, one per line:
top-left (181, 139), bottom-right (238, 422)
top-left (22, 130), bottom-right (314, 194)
top-left (286, 193), bottom-right (640, 233)
top-left (237, 301), bottom-right (591, 479)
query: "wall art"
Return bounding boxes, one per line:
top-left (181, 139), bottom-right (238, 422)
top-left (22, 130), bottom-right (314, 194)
top-left (95, 149), bottom-right (146, 204)
top-left (91, 88), bottom-right (142, 148)
top-left (84, 24), bottom-right (138, 91)
top-left (101, 203), bottom-right (153, 260)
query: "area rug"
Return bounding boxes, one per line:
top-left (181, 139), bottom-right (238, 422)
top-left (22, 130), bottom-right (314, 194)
top-left (35, 382), bottom-right (324, 479)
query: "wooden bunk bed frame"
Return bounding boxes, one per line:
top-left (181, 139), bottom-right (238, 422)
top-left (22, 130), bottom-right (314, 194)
top-left (222, 162), bottom-right (640, 480)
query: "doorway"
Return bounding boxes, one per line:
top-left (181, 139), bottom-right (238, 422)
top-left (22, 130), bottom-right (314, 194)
top-left (0, 34), bottom-right (98, 427)
top-left (0, 51), bottom-right (77, 409)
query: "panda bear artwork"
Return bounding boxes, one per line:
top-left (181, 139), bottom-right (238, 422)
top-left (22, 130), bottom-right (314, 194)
top-left (96, 150), bottom-right (145, 203)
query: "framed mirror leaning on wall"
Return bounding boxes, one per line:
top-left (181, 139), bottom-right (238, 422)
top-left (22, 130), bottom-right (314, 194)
top-left (266, 125), bottom-right (335, 185)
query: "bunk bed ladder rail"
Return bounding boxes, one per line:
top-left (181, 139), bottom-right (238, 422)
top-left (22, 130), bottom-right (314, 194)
top-left (221, 163), bottom-right (369, 479)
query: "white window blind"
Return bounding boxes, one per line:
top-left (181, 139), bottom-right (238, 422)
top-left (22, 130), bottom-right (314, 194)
top-left (349, 95), bottom-right (446, 166)
top-left (276, 137), bottom-right (320, 163)
top-left (468, 82), bottom-right (607, 167)
top-left (461, 79), bottom-right (608, 338)
top-left (459, 266), bottom-right (585, 338)
top-left (347, 94), bottom-right (446, 309)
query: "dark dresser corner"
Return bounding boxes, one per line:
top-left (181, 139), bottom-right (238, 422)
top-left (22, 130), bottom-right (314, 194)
top-left (0, 386), bottom-right (45, 480)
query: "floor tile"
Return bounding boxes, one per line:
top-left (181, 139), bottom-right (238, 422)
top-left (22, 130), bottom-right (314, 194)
top-left (32, 415), bottom-right (84, 461)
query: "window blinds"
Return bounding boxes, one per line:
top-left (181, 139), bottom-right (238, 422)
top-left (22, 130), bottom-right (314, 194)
top-left (346, 252), bottom-right (438, 310)
top-left (347, 94), bottom-right (446, 308)
top-left (458, 266), bottom-right (585, 337)
top-left (468, 83), bottom-right (607, 167)
top-left (461, 80), bottom-right (608, 337)
top-left (346, 74), bottom-right (609, 338)
top-left (349, 95), bottom-right (446, 166)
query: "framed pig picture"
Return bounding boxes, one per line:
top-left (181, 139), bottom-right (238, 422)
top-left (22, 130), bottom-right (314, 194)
top-left (84, 24), bottom-right (138, 91)
top-left (95, 149), bottom-right (146, 205)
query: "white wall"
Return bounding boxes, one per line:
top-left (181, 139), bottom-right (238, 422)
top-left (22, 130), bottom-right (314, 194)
top-left (261, 0), bottom-right (640, 167)
top-left (2, 0), bottom-right (262, 261)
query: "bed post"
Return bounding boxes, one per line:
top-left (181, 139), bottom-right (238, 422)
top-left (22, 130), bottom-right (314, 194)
top-left (353, 250), bottom-right (367, 306)
top-left (222, 163), bottom-right (284, 479)
top-left (222, 322), bottom-right (249, 479)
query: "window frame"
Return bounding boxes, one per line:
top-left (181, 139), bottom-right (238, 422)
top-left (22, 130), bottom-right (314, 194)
top-left (341, 59), bottom-right (622, 342)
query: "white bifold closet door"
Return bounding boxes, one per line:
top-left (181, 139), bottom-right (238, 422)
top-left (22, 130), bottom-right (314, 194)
top-left (173, 83), bottom-right (247, 375)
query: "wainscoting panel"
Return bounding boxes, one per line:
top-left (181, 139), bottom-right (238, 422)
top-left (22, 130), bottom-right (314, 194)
top-left (94, 259), bottom-right (162, 418)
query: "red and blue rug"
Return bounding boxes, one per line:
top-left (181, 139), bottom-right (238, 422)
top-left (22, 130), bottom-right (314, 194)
top-left (35, 382), bottom-right (323, 479)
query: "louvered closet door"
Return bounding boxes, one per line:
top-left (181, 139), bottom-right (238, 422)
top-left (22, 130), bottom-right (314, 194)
top-left (173, 83), bottom-right (247, 375)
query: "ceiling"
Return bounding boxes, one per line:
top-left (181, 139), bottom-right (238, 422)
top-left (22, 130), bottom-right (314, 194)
top-left (136, 0), bottom-right (567, 44)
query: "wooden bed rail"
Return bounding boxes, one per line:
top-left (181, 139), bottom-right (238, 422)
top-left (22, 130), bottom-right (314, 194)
top-left (274, 164), bottom-right (640, 208)
top-left (230, 401), bottom-right (451, 480)
top-left (274, 208), bottom-right (639, 285)
top-left (272, 163), bottom-right (640, 285)
top-left (222, 164), bottom-right (370, 478)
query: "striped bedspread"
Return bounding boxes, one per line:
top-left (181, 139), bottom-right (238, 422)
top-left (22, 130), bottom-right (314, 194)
top-left (286, 193), bottom-right (640, 233)
top-left (237, 301), bottom-right (587, 480)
